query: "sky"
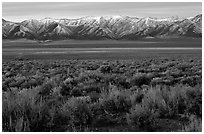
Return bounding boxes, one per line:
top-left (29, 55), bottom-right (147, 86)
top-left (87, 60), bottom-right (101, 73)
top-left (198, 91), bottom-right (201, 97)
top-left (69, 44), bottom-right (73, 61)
top-left (2, 2), bottom-right (202, 22)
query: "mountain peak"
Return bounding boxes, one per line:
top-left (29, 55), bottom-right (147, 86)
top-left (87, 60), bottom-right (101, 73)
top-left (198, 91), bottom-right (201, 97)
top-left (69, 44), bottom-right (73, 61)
top-left (102, 15), bottom-right (125, 19)
top-left (2, 18), bottom-right (6, 23)
top-left (2, 14), bottom-right (202, 40)
top-left (40, 17), bottom-right (58, 23)
top-left (43, 17), bottom-right (54, 20)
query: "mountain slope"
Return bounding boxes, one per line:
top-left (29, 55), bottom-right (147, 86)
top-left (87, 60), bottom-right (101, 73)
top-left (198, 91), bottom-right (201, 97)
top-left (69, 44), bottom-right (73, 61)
top-left (2, 14), bottom-right (202, 40)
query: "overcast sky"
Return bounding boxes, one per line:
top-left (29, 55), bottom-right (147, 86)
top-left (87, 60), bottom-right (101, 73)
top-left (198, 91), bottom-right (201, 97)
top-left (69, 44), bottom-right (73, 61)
top-left (3, 2), bottom-right (202, 22)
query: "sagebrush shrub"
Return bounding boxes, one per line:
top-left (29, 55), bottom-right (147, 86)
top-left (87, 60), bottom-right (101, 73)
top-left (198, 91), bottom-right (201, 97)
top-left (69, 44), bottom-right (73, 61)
top-left (2, 59), bottom-right (202, 132)
top-left (141, 85), bottom-right (190, 118)
top-left (185, 86), bottom-right (202, 117)
top-left (130, 73), bottom-right (152, 87)
top-left (38, 81), bottom-right (54, 96)
top-left (60, 82), bottom-right (72, 96)
top-left (99, 65), bottom-right (112, 73)
top-left (99, 86), bottom-right (132, 113)
top-left (58, 97), bottom-right (93, 129)
top-left (70, 88), bottom-right (83, 97)
top-left (126, 104), bottom-right (156, 130)
top-left (2, 88), bottom-right (51, 132)
top-left (129, 90), bottom-right (144, 104)
top-left (181, 115), bottom-right (202, 132)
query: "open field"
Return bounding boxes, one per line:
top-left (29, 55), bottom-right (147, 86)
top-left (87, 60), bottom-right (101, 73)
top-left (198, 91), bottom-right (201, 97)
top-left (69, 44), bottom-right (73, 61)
top-left (2, 38), bottom-right (202, 60)
top-left (2, 39), bottom-right (202, 132)
top-left (3, 38), bottom-right (202, 48)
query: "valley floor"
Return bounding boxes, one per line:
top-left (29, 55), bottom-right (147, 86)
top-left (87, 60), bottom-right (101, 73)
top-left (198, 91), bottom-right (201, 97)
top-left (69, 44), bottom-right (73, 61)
top-left (2, 38), bottom-right (201, 60)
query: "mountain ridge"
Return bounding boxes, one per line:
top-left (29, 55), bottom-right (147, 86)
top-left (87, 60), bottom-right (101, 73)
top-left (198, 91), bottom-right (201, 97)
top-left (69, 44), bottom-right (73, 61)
top-left (2, 14), bottom-right (202, 40)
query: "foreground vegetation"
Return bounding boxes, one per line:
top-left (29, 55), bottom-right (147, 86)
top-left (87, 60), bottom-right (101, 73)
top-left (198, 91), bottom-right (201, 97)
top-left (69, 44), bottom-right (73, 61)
top-left (2, 57), bottom-right (202, 132)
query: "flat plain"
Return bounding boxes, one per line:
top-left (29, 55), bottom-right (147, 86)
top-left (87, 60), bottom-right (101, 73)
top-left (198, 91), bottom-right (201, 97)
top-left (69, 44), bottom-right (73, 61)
top-left (2, 38), bottom-right (201, 60)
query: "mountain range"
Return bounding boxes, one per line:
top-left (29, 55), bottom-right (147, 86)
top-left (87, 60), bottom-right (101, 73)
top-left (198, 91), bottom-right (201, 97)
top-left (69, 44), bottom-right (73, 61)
top-left (2, 14), bottom-right (202, 40)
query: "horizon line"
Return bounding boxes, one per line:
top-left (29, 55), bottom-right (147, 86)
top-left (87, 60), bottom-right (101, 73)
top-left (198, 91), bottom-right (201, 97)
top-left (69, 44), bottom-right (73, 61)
top-left (3, 13), bottom-right (202, 23)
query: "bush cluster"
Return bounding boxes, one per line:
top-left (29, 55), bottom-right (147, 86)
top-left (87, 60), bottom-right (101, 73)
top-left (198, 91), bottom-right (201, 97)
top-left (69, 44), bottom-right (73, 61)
top-left (2, 58), bottom-right (202, 132)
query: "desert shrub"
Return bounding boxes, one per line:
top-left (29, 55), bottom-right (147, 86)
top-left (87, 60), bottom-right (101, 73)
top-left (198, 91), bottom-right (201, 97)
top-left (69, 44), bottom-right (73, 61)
top-left (56, 97), bottom-right (93, 130)
top-left (99, 65), bottom-right (112, 73)
top-left (38, 81), bottom-right (55, 97)
top-left (2, 88), bottom-right (52, 132)
top-left (60, 84), bottom-right (71, 96)
top-left (86, 91), bottom-right (100, 102)
top-left (129, 85), bottom-right (140, 91)
top-left (164, 85), bottom-right (202, 117)
top-left (181, 76), bottom-right (199, 87)
top-left (2, 82), bottom-right (9, 91)
top-left (60, 79), bottom-right (73, 96)
top-left (27, 78), bottom-right (38, 87)
top-left (2, 58), bottom-right (202, 132)
top-left (20, 77), bottom-right (41, 89)
top-left (51, 86), bottom-right (62, 98)
top-left (70, 88), bottom-right (83, 97)
top-left (170, 69), bottom-right (183, 78)
top-left (177, 63), bottom-right (192, 71)
top-left (20, 81), bottom-right (31, 89)
top-left (151, 77), bottom-right (163, 85)
top-left (11, 76), bottom-right (26, 88)
top-left (142, 85), bottom-right (202, 118)
top-left (185, 86), bottom-right (202, 117)
top-left (101, 74), bottom-right (117, 84)
top-left (90, 102), bottom-right (116, 126)
top-left (5, 71), bottom-right (16, 77)
top-left (165, 61), bottom-right (176, 67)
top-left (112, 75), bottom-right (130, 89)
top-left (130, 73), bottom-right (152, 87)
top-left (8, 80), bottom-right (19, 88)
top-left (99, 86), bottom-right (132, 113)
top-left (80, 84), bottom-right (102, 93)
top-left (181, 115), bottom-right (202, 132)
top-left (91, 95), bottom-right (128, 126)
top-left (126, 104), bottom-right (156, 130)
top-left (32, 74), bottom-right (44, 85)
top-left (64, 77), bottom-right (75, 85)
top-left (118, 80), bottom-right (130, 89)
top-left (77, 71), bottom-right (103, 82)
top-left (86, 63), bottom-right (100, 70)
top-left (4, 77), bottom-right (14, 86)
top-left (141, 85), bottom-right (191, 118)
top-left (168, 86), bottom-right (188, 115)
top-left (129, 90), bottom-right (144, 104)
top-left (141, 86), bottom-right (169, 117)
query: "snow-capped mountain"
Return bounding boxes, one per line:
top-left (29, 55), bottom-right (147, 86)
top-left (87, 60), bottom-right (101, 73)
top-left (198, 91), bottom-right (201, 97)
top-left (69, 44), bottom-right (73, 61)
top-left (2, 14), bottom-right (202, 40)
